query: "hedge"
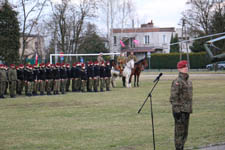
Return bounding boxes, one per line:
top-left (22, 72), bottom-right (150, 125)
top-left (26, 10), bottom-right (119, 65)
top-left (150, 52), bottom-right (210, 69)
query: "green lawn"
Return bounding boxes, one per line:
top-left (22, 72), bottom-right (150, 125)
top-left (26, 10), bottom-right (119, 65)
top-left (0, 73), bottom-right (225, 150)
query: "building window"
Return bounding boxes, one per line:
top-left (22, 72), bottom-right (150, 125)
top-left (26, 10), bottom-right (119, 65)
top-left (113, 36), bottom-right (117, 46)
top-left (163, 35), bottom-right (167, 43)
top-left (130, 37), bottom-right (135, 48)
top-left (144, 35), bottom-right (150, 44)
top-left (25, 41), bottom-right (29, 49)
top-left (35, 41), bottom-right (39, 49)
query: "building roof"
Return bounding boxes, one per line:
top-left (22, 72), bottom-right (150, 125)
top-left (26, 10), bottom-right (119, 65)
top-left (112, 21), bottom-right (175, 33)
top-left (112, 27), bottom-right (175, 33)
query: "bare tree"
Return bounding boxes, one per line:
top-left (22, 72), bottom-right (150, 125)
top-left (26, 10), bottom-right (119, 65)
top-left (18, 0), bottom-right (49, 63)
top-left (46, 0), bottom-right (98, 62)
top-left (182, 0), bottom-right (215, 35)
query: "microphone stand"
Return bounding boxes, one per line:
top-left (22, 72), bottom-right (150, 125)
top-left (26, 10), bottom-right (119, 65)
top-left (137, 78), bottom-right (161, 150)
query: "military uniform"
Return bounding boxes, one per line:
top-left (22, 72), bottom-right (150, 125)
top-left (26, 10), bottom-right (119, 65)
top-left (93, 62), bottom-right (100, 92)
top-left (32, 65), bottom-right (39, 96)
top-left (105, 62), bottom-right (111, 91)
top-left (38, 64), bottom-right (46, 95)
top-left (53, 63), bottom-right (61, 94)
top-left (60, 64), bottom-right (67, 94)
top-left (71, 63), bottom-right (77, 92)
top-left (66, 64), bottom-right (71, 92)
top-left (127, 53), bottom-right (137, 62)
top-left (24, 65), bottom-right (34, 96)
top-left (17, 65), bottom-right (25, 95)
top-left (87, 62), bottom-right (94, 92)
top-left (117, 55), bottom-right (127, 71)
top-left (46, 64), bottom-right (53, 95)
top-left (170, 61), bottom-right (193, 150)
top-left (80, 64), bottom-right (87, 92)
top-left (97, 54), bottom-right (104, 63)
top-left (8, 65), bottom-right (17, 98)
top-left (99, 62), bottom-right (106, 92)
top-left (0, 65), bottom-right (7, 98)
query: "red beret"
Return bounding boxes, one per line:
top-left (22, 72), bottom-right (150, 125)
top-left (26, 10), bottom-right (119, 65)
top-left (177, 60), bottom-right (188, 69)
top-left (10, 64), bottom-right (15, 67)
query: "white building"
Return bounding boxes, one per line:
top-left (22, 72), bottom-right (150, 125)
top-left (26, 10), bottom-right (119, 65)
top-left (110, 21), bottom-right (175, 59)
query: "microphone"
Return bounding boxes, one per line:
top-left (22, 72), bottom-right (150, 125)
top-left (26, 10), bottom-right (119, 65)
top-left (153, 73), bottom-right (163, 82)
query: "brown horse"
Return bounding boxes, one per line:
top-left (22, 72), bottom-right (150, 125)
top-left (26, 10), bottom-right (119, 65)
top-left (129, 58), bottom-right (148, 87)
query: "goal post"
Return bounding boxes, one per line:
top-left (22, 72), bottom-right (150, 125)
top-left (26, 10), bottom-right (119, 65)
top-left (50, 53), bottom-right (120, 64)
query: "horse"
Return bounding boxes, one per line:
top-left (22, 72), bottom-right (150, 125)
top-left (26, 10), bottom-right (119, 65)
top-left (110, 59), bottom-right (134, 88)
top-left (110, 60), bottom-right (120, 88)
top-left (122, 59), bottom-right (135, 88)
top-left (129, 58), bottom-right (148, 87)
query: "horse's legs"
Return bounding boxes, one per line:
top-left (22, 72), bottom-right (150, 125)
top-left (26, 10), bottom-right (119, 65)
top-left (111, 75), bottom-right (116, 88)
top-left (134, 75), bottom-right (137, 87)
top-left (137, 75), bottom-right (140, 87)
top-left (122, 76), bottom-right (126, 87)
top-left (129, 74), bottom-right (132, 84)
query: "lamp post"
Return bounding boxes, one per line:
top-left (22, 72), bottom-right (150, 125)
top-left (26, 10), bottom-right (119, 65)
top-left (147, 51), bottom-right (151, 69)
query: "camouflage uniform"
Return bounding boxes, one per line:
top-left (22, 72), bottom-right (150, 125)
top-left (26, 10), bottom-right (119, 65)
top-left (127, 54), bottom-right (137, 62)
top-left (0, 65), bottom-right (7, 98)
top-left (8, 66), bottom-right (17, 98)
top-left (93, 62), bottom-right (100, 92)
top-left (170, 72), bottom-right (193, 150)
top-left (99, 63), bottom-right (106, 92)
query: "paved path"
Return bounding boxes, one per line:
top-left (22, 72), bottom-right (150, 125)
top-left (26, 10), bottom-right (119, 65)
top-left (198, 144), bottom-right (225, 150)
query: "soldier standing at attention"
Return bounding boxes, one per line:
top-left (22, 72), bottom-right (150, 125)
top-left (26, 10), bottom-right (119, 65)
top-left (80, 63), bottom-right (87, 92)
top-left (8, 64), bottom-right (17, 98)
top-left (97, 52), bottom-right (104, 63)
top-left (66, 64), bottom-right (71, 92)
top-left (105, 61), bottom-right (111, 91)
top-left (170, 60), bottom-right (193, 150)
top-left (93, 61), bottom-right (100, 92)
top-left (17, 64), bottom-right (24, 95)
top-left (99, 61), bottom-right (106, 92)
top-left (0, 64), bottom-right (7, 98)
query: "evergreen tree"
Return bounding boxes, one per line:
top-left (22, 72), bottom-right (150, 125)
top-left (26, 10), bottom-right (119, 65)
top-left (190, 33), bottom-right (209, 53)
top-left (170, 33), bottom-right (179, 53)
top-left (79, 23), bottom-right (109, 54)
top-left (0, 1), bottom-right (20, 65)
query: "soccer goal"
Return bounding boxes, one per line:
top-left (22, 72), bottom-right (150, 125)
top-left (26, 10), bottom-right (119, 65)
top-left (50, 53), bottom-right (120, 64)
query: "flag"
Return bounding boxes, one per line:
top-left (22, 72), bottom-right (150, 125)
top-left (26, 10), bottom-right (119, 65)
top-left (35, 53), bottom-right (38, 65)
top-left (120, 40), bottom-right (125, 47)
top-left (133, 39), bottom-right (139, 45)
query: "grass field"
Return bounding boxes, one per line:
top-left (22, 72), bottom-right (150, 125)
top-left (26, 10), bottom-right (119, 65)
top-left (0, 73), bottom-right (225, 150)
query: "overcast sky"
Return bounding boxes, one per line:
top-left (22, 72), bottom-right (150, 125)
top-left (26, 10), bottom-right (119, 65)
top-left (135, 0), bottom-right (187, 28)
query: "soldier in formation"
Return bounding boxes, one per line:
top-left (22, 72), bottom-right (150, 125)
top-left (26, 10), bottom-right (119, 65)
top-left (0, 59), bottom-right (112, 98)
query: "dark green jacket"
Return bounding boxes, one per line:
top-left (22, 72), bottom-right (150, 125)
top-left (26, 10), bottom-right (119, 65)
top-left (8, 68), bottom-right (17, 81)
top-left (0, 69), bottom-right (8, 81)
top-left (170, 72), bottom-right (193, 113)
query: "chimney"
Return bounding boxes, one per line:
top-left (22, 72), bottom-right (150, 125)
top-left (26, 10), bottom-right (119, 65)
top-left (141, 20), bottom-right (154, 28)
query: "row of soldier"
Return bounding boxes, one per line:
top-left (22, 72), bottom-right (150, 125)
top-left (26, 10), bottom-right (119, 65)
top-left (0, 61), bottom-right (112, 99)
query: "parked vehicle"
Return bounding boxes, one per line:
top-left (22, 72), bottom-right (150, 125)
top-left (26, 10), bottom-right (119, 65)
top-left (206, 61), bottom-right (225, 70)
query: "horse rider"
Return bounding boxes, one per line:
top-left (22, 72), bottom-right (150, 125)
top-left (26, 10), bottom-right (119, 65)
top-left (97, 52), bottom-right (105, 63)
top-left (127, 51), bottom-right (137, 62)
top-left (117, 52), bottom-right (127, 75)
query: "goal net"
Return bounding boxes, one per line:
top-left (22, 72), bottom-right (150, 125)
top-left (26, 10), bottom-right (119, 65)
top-left (50, 53), bottom-right (120, 64)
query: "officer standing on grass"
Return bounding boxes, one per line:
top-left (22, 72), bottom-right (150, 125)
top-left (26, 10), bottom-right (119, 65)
top-left (8, 64), bottom-right (17, 98)
top-left (0, 64), bottom-right (7, 98)
top-left (170, 60), bottom-right (193, 150)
